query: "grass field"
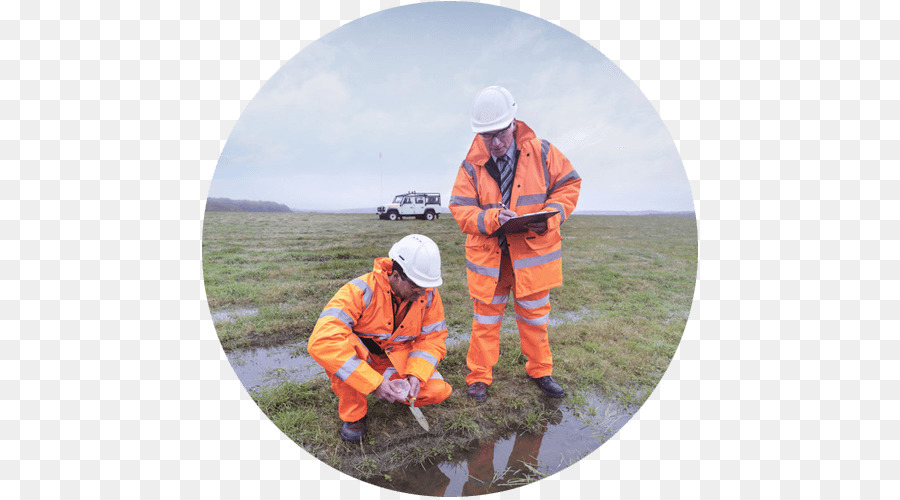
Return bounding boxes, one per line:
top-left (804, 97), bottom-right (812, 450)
top-left (202, 212), bottom-right (697, 483)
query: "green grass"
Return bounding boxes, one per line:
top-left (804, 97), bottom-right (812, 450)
top-left (203, 211), bottom-right (697, 480)
top-left (203, 213), bottom-right (474, 349)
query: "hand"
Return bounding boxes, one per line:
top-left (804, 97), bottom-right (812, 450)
top-left (498, 209), bottom-right (517, 225)
top-left (375, 378), bottom-right (407, 403)
top-left (525, 220), bottom-right (548, 234)
top-left (407, 375), bottom-right (421, 400)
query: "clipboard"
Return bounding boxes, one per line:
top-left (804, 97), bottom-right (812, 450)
top-left (491, 210), bottom-right (560, 236)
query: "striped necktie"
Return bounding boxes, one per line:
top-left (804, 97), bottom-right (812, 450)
top-left (497, 154), bottom-right (512, 208)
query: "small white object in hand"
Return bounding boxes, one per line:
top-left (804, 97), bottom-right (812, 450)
top-left (389, 378), bottom-right (411, 400)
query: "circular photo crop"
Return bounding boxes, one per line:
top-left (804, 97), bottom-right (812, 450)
top-left (203, 2), bottom-right (697, 496)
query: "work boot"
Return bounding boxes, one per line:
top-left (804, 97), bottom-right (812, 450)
top-left (530, 375), bottom-right (565, 398)
top-left (467, 382), bottom-right (488, 402)
top-left (340, 417), bottom-right (367, 443)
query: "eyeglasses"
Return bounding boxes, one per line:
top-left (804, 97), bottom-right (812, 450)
top-left (397, 268), bottom-right (426, 291)
top-left (478, 123), bottom-right (512, 141)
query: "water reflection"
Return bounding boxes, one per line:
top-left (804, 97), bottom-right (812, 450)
top-left (460, 422), bottom-right (549, 496)
top-left (378, 428), bottom-right (552, 496)
top-left (371, 400), bottom-right (634, 497)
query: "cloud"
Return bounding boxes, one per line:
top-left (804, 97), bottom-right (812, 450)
top-left (209, 4), bottom-right (695, 213)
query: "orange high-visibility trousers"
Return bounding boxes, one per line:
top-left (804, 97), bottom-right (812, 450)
top-left (330, 353), bottom-right (452, 422)
top-left (466, 253), bottom-right (553, 386)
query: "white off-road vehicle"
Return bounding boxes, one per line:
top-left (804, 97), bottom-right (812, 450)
top-left (377, 191), bottom-right (441, 221)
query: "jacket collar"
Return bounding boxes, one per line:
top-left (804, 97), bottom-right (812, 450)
top-left (374, 256), bottom-right (393, 274)
top-left (373, 257), bottom-right (393, 294)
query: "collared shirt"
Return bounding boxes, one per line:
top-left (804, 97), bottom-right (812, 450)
top-left (491, 140), bottom-right (517, 173)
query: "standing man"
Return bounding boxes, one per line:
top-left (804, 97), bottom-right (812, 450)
top-left (449, 86), bottom-right (582, 402)
top-left (307, 234), bottom-right (453, 443)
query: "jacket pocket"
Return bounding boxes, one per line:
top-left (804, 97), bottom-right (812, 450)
top-left (464, 234), bottom-right (499, 256)
top-left (522, 228), bottom-right (561, 251)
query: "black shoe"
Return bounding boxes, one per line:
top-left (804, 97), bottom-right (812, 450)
top-left (530, 375), bottom-right (565, 398)
top-left (340, 417), bottom-right (367, 443)
top-left (467, 382), bottom-right (488, 402)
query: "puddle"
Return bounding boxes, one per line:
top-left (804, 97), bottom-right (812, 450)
top-left (369, 395), bottom-right (637, 496)
top-left (549, 307), bottom-right (594, 326)
top-left (211, 307), bottom-right (259, 322)
top-left (225, 342), bottom-right (326, 392)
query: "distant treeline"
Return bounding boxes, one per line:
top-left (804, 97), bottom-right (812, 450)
top-left (206, 197), bottom-right (293, 213)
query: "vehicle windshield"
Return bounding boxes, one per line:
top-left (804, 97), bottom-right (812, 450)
top-left (393, 195), bottom-right (405, 203)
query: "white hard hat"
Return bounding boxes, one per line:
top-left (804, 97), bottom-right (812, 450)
top-left (471, 86), bottom-right (517, 133)
top-left (388, 234), bottom-right (443, 288)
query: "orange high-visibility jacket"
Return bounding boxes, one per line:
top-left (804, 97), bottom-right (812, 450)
top-left (449, 120), bottom-right (582, 303)
top-left (307, 257), bottom-right (449, 396)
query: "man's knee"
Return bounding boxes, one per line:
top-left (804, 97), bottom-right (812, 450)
top-left (418, 376), bottom-right (453, 405)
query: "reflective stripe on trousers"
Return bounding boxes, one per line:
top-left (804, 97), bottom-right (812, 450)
top-left (466, 254), bottom-right (554, 386)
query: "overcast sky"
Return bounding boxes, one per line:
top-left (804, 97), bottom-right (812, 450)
top-left (209, 3), bottom-right (694, 213)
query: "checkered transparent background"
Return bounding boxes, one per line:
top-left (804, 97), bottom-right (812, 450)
top-left (2, 0), bottom-right (897, 498)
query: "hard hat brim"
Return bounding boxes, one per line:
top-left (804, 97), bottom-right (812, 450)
top-left (410, 276), bottom-right (442, 288)
top-left (471, 119), bottom-right (514, 134)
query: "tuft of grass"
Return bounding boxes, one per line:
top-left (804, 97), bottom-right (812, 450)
top-left (445, 411), bottom-right (480, 436)
top-left (354, 458), bottom-right (378, 478)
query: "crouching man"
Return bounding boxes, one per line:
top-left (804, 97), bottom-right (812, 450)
top-left (307, 234), bottom-right (453, 443)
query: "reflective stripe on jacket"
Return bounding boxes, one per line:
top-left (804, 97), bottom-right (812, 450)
top-left (307, 257), bottom-right (449, 395)
top-left (449, 120), bottom-right (582, 303)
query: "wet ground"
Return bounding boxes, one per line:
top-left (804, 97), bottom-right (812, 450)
top-left (218, 305), bottom-right (638, 496)
top-left (213, 307), bottom-right (328, 391)
top-left (225, 341), bottom-right (327, 391)
top-left (222, 319), bottom-right (594, 392)
top-left (368, 395), bottom-right (635, 496)
top-left (211, 307), bottom-right (259, 323)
